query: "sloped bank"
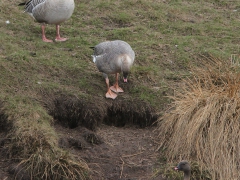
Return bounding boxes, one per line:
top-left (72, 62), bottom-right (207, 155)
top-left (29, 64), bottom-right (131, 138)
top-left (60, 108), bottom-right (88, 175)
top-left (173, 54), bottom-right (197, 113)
top-left (0, 92), bottom-right (158, 179)
top-left (45, 94), bottom-right (159, 179)
top-left (0, 97), bottom-right (89, 180)
top-left (47, 94), bottom-right (158, 130)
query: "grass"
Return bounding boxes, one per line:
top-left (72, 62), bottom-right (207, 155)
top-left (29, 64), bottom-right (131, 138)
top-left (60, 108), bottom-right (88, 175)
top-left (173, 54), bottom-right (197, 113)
top-left (157, 55), bottom-right (240, 180)
top-left (0, 0), bottom-right (240, 179)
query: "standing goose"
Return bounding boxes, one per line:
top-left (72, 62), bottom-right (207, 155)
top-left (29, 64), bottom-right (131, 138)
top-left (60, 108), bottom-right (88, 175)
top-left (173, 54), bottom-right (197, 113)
top-left (20, 0), bottom-right (75, 42)
top-left (91, 40), bottom-right (135, 99)
top-left (175, 160), bottom-right (191, 180)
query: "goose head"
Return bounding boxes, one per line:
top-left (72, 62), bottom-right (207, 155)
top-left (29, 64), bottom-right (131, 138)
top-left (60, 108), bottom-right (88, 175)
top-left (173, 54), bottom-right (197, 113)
top-left (123, 71), bottom-right (129, 83)
top-left (175, 160), bottom-right (191, 180)
top-left (121, 55), bottom-right (133, 83)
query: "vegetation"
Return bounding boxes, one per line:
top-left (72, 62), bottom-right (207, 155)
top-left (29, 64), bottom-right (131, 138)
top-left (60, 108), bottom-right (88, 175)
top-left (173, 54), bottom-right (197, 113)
top-left (157, 55), bottom-right (240, 180)
top-left (0, 0), bottom-right (240, 179)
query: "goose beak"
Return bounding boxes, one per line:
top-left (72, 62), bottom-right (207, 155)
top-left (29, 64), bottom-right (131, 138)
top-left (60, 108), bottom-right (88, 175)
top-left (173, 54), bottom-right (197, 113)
top-left (123, 78), bottom-right (128, 83)
top-left (174, 167), bottom-right (178, 171)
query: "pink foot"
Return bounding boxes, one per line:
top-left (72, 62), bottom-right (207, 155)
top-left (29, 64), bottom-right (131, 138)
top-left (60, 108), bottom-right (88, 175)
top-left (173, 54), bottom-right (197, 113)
top-left (110, 86), bottom-right (124, 93)
top-left (42, 37), bottom-right (53, 43)
top-left (55, 37), bottom-right (68, 42)
top-left (106, 91), bottom-right (117, 99)
top-left (41, 25), bottom-right (53, 42)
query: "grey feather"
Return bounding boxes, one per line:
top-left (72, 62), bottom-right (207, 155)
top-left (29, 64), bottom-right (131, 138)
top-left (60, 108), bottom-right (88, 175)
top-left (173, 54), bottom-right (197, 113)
top-left (22, 0), bottom-right (75, 25)
top-left (24, 0), bottom-right (45, 13)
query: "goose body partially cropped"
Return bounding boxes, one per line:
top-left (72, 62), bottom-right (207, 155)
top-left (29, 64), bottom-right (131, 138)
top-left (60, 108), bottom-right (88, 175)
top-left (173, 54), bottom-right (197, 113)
top-left (92, 40), bottom-right (135, 99)
top-left (22, 0), bottom-right (75, 42)
top-left (175, 161), bottom-right (191, 180)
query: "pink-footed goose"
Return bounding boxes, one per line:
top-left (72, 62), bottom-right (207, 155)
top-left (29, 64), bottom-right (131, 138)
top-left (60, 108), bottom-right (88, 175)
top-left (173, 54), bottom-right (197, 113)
top-left (91, 40), bottom-right (135, 99)
top-left (20, 0), bottom-right (75, 42)
top-left (175, 160), bottom-right (191, 180)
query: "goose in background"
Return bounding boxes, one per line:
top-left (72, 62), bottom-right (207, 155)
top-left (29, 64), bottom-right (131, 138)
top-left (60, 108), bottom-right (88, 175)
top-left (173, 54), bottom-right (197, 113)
top-left (175, 160), bottom-right (191, 180)
top-left (19, 0), bottom-right (75, 42)
top-left (91, 40), bottom-right (135, 99)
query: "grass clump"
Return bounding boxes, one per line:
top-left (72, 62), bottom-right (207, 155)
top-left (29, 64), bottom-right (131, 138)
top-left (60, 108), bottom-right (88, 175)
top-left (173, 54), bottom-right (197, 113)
top-left (153, 160), bottom-right (211, 180)
top-left (157, 54), bottom-right (240, 180)
top-left (18, 150), bottom-right (89, 179)
top-left (3, 97), bottom-right (89, 179)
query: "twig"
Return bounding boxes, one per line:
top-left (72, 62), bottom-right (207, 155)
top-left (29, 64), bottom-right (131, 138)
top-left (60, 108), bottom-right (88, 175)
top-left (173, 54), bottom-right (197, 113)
top-left (122, 151), bottom-right (144, 158)
top-left (120, 157), bottom-right (124, 179)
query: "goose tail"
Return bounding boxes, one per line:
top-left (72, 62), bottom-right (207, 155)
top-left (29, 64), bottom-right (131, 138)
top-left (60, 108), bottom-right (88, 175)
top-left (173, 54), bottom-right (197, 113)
top-left (18, 2), bottom-right (26, 6)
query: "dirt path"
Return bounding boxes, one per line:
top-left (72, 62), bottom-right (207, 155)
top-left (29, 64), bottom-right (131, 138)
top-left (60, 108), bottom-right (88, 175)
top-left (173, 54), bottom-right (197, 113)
top-left (0, 124), bottom-right (163, 180)
top-left (56, 124), bottom-right (163, 180)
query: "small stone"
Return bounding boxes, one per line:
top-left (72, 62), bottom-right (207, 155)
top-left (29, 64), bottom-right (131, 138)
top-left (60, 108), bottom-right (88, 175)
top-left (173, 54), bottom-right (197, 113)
top-left (184, 47), bottom-right (191, 52)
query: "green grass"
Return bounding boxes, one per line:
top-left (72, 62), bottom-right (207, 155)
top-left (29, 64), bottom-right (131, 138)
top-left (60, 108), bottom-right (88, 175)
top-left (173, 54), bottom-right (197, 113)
top-left (1, 0), bottom-right (240, 179)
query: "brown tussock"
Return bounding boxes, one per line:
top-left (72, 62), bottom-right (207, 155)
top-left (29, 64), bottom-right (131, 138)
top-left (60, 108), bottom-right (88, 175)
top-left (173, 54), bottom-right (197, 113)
top-left (157, 54), bottom-right (240, 180)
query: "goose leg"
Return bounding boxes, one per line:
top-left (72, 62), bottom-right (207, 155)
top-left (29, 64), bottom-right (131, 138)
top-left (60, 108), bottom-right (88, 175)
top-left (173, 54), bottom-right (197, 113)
top-left (105, 78), bottom-right (117, 99)
top-left (41, 25), bottom-right (53, 42)
top-left (110, 73), bottom-right (124, 93)
top-left (55, 25), bottom-right (68, 42)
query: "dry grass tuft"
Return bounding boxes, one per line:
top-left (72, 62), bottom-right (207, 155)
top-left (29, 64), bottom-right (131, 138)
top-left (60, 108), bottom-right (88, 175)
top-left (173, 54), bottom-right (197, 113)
top-left (17, 149), bottom-right (89, 180)
top-left (157, 54), bottom-right (240, 180)
top-left (1, 98), bottom-right (90, 180)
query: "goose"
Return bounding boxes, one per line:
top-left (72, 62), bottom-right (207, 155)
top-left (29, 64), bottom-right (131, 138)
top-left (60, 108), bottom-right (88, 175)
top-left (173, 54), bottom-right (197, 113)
top-left (91, 40), bottom-right (135, 99)
top-left (175, 160), bottom-right (191, 180)
top-left (19, 0), bottom-right (75, 42)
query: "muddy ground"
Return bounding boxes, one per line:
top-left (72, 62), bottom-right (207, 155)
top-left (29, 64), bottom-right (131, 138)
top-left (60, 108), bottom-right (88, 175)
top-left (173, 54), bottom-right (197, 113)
top-left (57, 123), bottom-right (163, 180)
top-left (0, 124), bottom-right (163, 180)
top-left (0, 95), bottom-right (166, 180)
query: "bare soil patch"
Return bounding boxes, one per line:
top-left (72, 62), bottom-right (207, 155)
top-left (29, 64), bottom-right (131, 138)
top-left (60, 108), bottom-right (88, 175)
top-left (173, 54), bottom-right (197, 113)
top-left (56, 123), bottom-right (163, 180)
top-left (0, 96), bottom-right (161, 179)
top-left (50, 95), bottom-right (162, 179)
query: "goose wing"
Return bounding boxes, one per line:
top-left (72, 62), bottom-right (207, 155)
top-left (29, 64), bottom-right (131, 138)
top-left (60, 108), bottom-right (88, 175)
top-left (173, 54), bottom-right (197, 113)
top-left (24, 0), bottom-right (45, 13)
